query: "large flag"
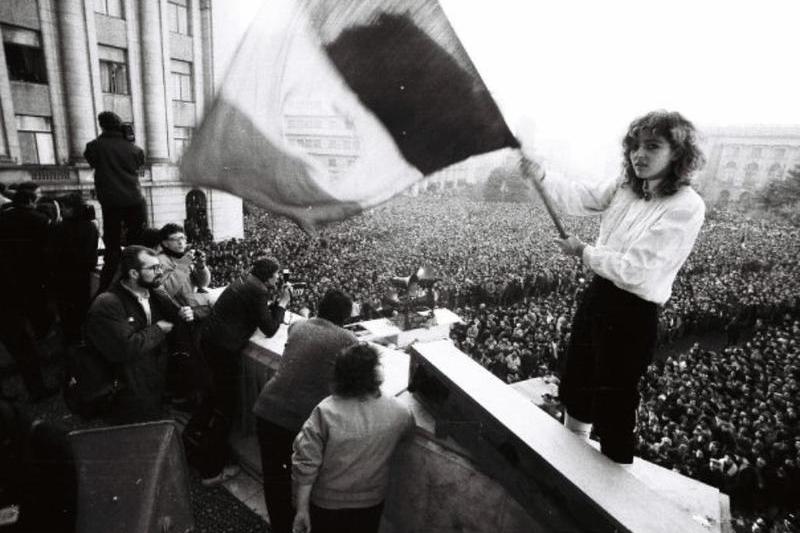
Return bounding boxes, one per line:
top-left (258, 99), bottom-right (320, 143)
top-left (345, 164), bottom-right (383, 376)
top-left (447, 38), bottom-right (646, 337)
top-left (180, 0), bottom-right (519, 231)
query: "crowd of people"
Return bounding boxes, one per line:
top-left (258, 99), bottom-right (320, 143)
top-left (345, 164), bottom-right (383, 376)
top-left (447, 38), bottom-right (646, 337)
top-left (3, 174), bottom-right (799, 531)
top-left (195, 194), bottom-right (798, 531)
top-left (638, 319), bottom-right (799, 514)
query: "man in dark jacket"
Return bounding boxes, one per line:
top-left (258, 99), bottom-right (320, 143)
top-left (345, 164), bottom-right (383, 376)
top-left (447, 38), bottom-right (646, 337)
top-left (253, 289), bottom-right (357, 533)
top-left (0, 188), bottom-right (55, 401)
top-left (84, 111), bottom-right (146, 292)
top-left (189, 256), bottom-right (291, 485)
top-left (49, 193), bottom-right (99, 346)
top-left (85, 245), bottom-right (193, 422)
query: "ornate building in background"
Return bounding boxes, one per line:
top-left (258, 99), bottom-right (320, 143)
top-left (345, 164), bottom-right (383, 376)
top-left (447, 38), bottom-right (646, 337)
top-left (0, 0), bottom-right (243, 241)
top-left (695, 125), bottom-right (800, 205)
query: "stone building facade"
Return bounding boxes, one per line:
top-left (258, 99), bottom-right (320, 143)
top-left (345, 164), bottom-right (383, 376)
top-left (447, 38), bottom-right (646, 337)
top-left (0, 0), bottom-right (243, 241)
top-left (695, 126), bottom-right (800, 206)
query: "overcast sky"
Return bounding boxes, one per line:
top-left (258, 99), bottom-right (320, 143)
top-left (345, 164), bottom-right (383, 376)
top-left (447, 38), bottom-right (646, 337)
top-left (213, 0), bottom-right (800, 177)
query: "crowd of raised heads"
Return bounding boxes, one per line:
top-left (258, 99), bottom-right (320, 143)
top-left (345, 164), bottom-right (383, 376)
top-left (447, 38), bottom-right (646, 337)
top-left (638, 319), bottom-right (799, 532)
top-left (195, 192), bottom-right (799, 532)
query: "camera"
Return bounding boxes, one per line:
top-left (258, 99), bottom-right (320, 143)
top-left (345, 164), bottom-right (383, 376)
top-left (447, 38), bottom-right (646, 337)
top-left (281, 269), bottom-right (307, 290)
top-left (120, 121), bottom-right (135, 143)
top-left (190, 248), bottom-right (206, 264)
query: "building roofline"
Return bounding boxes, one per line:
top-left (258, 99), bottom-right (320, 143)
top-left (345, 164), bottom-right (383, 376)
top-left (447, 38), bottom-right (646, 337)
top-left (699, 124), bottom-right (800, 139)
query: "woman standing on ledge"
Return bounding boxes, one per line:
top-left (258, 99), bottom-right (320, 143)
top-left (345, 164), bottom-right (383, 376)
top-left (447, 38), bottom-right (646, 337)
top-left (523, 110), bottom-right (706, 464)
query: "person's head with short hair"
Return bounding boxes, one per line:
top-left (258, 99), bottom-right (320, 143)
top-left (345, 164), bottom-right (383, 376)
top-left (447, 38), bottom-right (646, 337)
top-left (98, 111), bottom-right (122, 133)
top-left (159, 223), bottom-right (187, 254)
top-left (317, 289), bottom-right (353, 326)
top-left (140, 227), bottom-right (162, 250)
top-left (58, 193), bottom-right (86, 219)
top-left (332, 342), bottom-right (382, 399)
top-left (15, 181), bottom-right (40, 203)
top-left (622, 110), bottom-right (705, 198)
top-left (11, 189), bottom-right (37, 207)
top-left (251, 255), bottom-right (280, 287)
top-left (35, 197), bottom-right (60, 223)
top-left (119, 245), bottom-right (163, 289)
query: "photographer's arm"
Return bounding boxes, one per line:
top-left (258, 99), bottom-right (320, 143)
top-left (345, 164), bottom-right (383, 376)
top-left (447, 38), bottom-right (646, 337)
top-left (252, 287), bottom-right (287, 338)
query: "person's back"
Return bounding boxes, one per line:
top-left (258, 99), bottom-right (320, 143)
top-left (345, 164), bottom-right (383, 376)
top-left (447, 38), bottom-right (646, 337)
top-left (84, 111), bottom-right (147, 291)
top-left (84, 129), bottom-right (144, 208)
top-left (298, 394), bottom-right (413, 509)
top-left (0, 193), bottom-right (50, 300)
top-left (253, 318), bottom-right (357, 431)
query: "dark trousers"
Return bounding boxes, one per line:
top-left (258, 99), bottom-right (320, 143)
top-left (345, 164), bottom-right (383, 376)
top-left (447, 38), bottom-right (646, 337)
top-left (0, 307), bottom-right (47, 398)
top-left (185, 338), bottom-right (239, 477)
top-left (54, 271), bottom-right (92, 346)
top-left (99, 202), bottom-right (146, 291)
top-left (559, 276), bottom-right (657, 463)
top-left (309, 502), bottom-right (384, 533)
top-left (256, 418), bottom-right (297, 533)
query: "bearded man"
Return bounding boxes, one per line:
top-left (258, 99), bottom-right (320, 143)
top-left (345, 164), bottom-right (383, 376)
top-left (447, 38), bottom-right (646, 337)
top-left (85, 245), bottom-right (193, 422)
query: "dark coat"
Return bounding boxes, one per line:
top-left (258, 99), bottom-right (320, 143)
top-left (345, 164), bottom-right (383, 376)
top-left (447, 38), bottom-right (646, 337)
top-left (83, 130), bottom-right (145, 208)
top-left (202, 274), bottom-right (285, 353)
top-left (0, 204), bottom-right (50, 306)
top-left (48, 217), bottom-right (99, 288)
top-left (85, 282), bottom-right (179, 421)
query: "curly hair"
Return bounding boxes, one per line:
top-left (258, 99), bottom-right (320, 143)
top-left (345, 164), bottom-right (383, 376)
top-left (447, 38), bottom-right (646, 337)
top-left (332, 342), bottom-right (383, 399)
top-left (621, 110), bottom-right (706, 198)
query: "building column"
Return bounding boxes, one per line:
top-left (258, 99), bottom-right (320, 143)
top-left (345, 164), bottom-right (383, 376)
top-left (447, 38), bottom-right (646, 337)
top-left (199, 0), bottom-right (215, 109)
top-left (38, 0), bottom-right (70, 165)
top-left (0, 25), bottom-right (18, 162)
top-left (139, 0), bottom-right (170, 162)
top-left (58, 0), bottom-right (98, 163)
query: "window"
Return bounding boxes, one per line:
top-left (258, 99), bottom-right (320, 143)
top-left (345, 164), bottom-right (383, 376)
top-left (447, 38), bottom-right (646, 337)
top-left (100, 60), bottom-right (129, 94)
top-left (167, 0), bottom-right (190, 35)
top-left (750, 147), bottom-right (762, 159)
top-left (174, 126), bottom-right (192, 158)
top-left (3, 42), bottom-right (47, 84)
top-left (171, 60), bottom-right (194, 102)
top-left (723, 162), bottom-right (737, 182)
top-left (767, 164), bottom-right (782, 180)
top-left (744, 163), bottom-right (758, 185)
top-left (16, 115), bottom-right (55, 164)
top-left (94, 0), bottom-right (124, 18)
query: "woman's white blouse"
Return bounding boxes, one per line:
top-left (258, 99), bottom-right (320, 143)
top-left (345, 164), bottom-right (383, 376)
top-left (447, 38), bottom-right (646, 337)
top-left (542, 176), bottom-right (705, 305)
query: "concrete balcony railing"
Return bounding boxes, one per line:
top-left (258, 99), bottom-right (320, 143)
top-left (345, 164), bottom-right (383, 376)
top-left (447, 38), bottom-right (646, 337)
top-left (230, 309), bottom-right (730, 533)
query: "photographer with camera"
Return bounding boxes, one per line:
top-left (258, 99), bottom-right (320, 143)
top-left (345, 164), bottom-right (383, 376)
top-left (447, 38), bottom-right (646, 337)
top-left (157, 223), bottom-right (212, 407)
top-left (157, 223), bottom-right (211, 310)
top-left (187, 256), bottom-right (291, 486)
top-left (84, 111), bottom-right (146, 293)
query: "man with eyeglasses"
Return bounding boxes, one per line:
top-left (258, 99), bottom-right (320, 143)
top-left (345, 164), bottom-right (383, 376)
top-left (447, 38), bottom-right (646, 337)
top-left (156, 223), bottom-right (213, 408)
top-left (85, 245), bottom-right (194, 422)
top-left (157, 223), bottom-right (211, 308)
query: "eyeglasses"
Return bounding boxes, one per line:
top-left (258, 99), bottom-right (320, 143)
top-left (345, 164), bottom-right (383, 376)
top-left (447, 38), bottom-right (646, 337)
top-left (140, 264), bottom-right (164, 272)
top-left (167, 235), bottom-right (187, 242)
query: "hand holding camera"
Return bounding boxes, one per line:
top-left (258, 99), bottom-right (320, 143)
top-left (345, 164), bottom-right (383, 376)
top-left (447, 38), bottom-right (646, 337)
top-left (278, 285), bottom-right (292, 308)
top-left (190, 249), bottom-right (206, 266)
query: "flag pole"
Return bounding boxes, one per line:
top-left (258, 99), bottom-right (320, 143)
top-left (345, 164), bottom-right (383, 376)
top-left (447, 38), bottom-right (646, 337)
top-left (520, 155), bottom-right (568, 239)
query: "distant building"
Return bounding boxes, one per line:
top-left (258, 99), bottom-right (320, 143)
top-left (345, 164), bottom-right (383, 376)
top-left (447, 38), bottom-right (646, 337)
top-left (0, 0), bottom-right (243, 241)
top-left (282, 98), bottom-right (360, 180)
top-left (407, 150), bottom-right (509, 195)
top-left (696, 125), bottom-right (800, 205)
